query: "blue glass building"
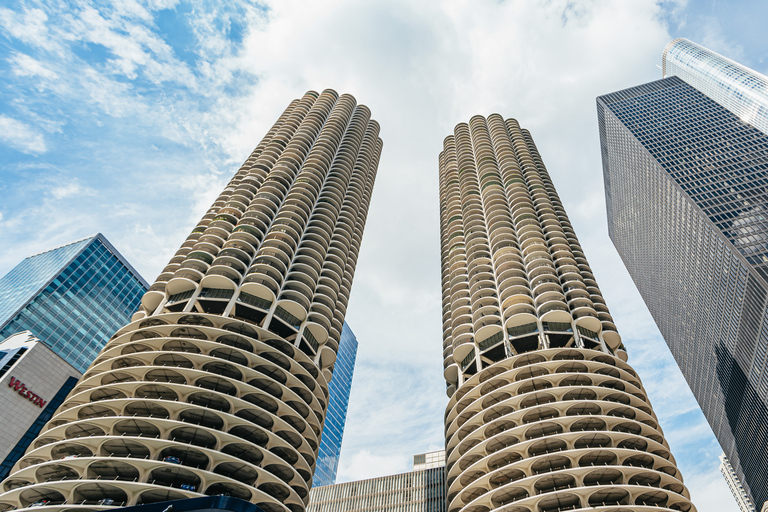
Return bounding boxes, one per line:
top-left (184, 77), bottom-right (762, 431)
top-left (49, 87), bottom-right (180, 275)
top-left (313, 321), bottom-right (358, 487)
top-left (0, 234), bottom-right (148, 372)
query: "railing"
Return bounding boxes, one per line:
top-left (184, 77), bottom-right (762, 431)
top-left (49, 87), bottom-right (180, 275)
top-left (199, 288), bottom-right (234, 300)
top-left (475, 318), bottom-right (502, 330)
top-left (478, 331), bottom-right (504, 352)
top-left (167, 290), bottom-right (195, 304)
top-left (543, 321), bottom-right (572, 333)
top-left (539, 302), bottom-right (568, 314)
top-left (533, 464), bottom-right (570, 475)
top-left (508, 322), bottom-right (538, 337)
top-left (237, 292), bottom-right (272, 311)
top-left (303, 329), bottom-right (319, 352)
top-left (274, 306), bottom-right (301, 328)
top-left (537, 483), bottom-right (575, 495)
top-left (461, 348), bottom-right (476, 371)
top-left (577, 325), bottom-right (599, 341)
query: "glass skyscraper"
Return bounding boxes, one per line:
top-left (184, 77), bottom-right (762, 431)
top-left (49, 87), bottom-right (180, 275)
top-left (598, 75), bottom-right (768, 508)
top-left (313, 321), bottom-right (358, 487)
top-left (0, 234), bottom-right (148, 373)
top-left (663, 38), bottom-right (768, 136)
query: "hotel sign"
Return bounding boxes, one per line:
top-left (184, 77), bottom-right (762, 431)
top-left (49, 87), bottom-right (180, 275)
top-left (8, 376), bottom-right (47, 407)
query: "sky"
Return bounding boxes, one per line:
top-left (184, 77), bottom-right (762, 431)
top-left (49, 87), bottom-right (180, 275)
top-left (1, 1), bottom-right (767, 511)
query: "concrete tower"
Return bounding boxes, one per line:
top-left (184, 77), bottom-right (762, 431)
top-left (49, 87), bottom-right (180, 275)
top-left (439, 115), bottom-right (695, 512)
top-left (0, 90), bottom-right (382, 512)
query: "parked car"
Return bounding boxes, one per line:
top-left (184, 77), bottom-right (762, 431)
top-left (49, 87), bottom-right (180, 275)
top-left (98, 499), bottom-right (115, 505)
top-left (29, 501), bottom-right (49, 508)
top-left (180, 484), bottom-right (196, 491)
top-left (162, 456), bottom-right (182, 464)
top-left (62, 455), bottom-right (79, 459)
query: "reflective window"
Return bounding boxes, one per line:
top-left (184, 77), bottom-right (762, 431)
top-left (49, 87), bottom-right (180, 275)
top-left (313, 321), bottom-right (358, 487)
top-left (0, 235), bottom-right (147, 372)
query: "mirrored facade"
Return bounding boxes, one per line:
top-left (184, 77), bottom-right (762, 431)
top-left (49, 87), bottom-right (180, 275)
top-left (598, 76), bottom-right (768, 508)
top-left (0, 234), bottom-right (148, 373)
top-left (663, 38), bottom-right (768, 136)
top-left (313, 321), bottom-right (358, 487)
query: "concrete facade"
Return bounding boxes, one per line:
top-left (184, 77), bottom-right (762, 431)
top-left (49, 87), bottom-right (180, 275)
top-left (0, 332), bottom-right (81, 477)
top-left (439, 115), bottom-right (696, 512)
top-left (0, 90), bottom-right (381, 512)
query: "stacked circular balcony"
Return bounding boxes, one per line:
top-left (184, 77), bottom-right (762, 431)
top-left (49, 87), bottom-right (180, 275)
top-left (0, 313), bottom-right (324, 512)
top-left (438, 115), bottom-right (626, 397)
top-left (144, 99), bottom-right (307, 313)
top-left (444, 348), bottom-right (696, 512)
top-left (0, 91), bottom-right (382, 512)
top-left (439, 115), bottom-right (690, 512)
top-left (440, 134), bottom-right (473, 390)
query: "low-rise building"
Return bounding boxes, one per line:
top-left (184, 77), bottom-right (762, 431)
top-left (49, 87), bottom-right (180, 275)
top-left (0, 331), bottom-right (81, 479)
top-left (307, 451), bottom-right (445, 512)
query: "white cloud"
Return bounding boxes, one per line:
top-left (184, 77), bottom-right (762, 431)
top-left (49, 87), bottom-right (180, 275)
top-left (0, 1), bottom-right (747, 507)
top-left (49, 180), bottom-right (95, 199)
top-left (686, 467), bottom-right (742, 512)
top-left (338, 450), bottom-right (410, 482)
top-left (696, 15), bottom-right (747, 64)
top-left (0, 115), bottom-right (47, 154)
top-left (0, 7), bottom-right (56, 50)
top-left (9, 52), bottom-right (57, 80)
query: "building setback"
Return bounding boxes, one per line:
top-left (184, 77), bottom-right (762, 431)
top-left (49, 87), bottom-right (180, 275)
top-left (412, 450), bottom-right (445, 472)
top-left (313, 322), bottom-right (358, 487)
top-left (0, 331), bottom-right (81, 480)
top-left (0, 89), bottom-right (382, 512)
top-left (598, 74), bottom-right (768, 508)
top-left (439, 114), bottom-right (695, 511)
top-left (0, 234), bottom-right (148, 373)
top-left (307, 451), bottom-right (446, 512)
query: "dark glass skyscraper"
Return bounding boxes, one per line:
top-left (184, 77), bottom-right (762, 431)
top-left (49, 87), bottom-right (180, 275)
top-left (313, 321), bottom-right (357, 487)
top-left (598, 75), bottom-right (768, 508)
top-left (0, 234), bottom-right (148, 372)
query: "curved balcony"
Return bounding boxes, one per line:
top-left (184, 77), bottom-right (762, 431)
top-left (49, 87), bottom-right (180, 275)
top-left (572, 308), bottom-right (602, 334)
top-left (504, 307), bottom-right (538, 331)
top-left (602, 328), bottom-right (622, 351)
top-left (201, 269), bottom-right (240, 291)
top-left (537, 300), bottom-right (571, 324)
top-left (526, 259), bottom-right (556, 276)
top-left (453, 334), bottom-right (476, 365)
top-left (442, 344), bottom-right (695, 512)
top-left (474, 317), bottom-right (504, 346)
top-left (165, 275), bottom-right (200, 297)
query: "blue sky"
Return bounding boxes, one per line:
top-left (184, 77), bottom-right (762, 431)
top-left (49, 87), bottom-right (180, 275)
top-left (1, 1), bottom-right (766, 510)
